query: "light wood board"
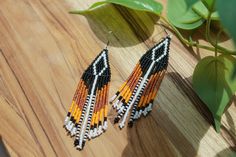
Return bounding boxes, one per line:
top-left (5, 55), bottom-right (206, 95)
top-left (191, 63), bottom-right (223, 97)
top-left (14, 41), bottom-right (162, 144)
top-left (0, 0), bottom-right (235, 156)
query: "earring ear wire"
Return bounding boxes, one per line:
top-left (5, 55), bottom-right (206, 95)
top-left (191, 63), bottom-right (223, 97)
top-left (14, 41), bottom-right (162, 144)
top-left (105, 30), bottom-right (113, 50)
top-left (105, 40), bottom-right (110, 50)
top-left (155, 22), bottom-right (172, 39)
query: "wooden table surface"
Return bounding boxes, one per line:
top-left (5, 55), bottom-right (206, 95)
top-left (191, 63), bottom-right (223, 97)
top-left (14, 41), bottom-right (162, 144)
top-left (0, 0), bottom-right (235, 156)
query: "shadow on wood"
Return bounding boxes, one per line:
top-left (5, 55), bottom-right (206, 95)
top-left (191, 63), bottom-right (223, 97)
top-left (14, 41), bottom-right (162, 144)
top-left (216, 148), bottom-right (236, 157)
top-left (0, 136), bottom-right (10, 157)
top-left (121, 72), bottom-right (236, 156)
top-left (121, 112), bottom-right (198, 157)
top-left (77, 4), bottom-right (158, 47)
top-left (119, 72), bottom-right (206, 156)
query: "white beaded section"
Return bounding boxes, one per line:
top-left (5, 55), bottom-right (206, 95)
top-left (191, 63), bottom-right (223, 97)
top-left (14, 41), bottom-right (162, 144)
top-left (97, 125), bottom-right (103, 135)
top-left (109, 94), bottom-right (117, 103)
top-left (151, 38), bottom-right (169, 62)
top-left (64, 116), bottom-right (70, 126)
top-left (103, 121), bottom-right (108, 130)
top-left (77, 75), bottom-right (98, 149)
top-left (119, 65), bottom-right (153, 129)
top-left (71, 127), bottom-right (77, 136)
top-left (116, 101), bottom-right (123, 110)
top-left (113, 99), bottom-right (120, 109)
top-left (92, 51), bottom-right (108, 76)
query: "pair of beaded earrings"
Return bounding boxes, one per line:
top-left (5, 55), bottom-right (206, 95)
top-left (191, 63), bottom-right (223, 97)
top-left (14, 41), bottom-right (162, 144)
top-left (64, 35), bottom-right (171, 150)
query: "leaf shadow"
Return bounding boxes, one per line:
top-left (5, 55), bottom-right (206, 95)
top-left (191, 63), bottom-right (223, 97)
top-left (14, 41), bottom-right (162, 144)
top-left (119, 72), bottom-right (236, 156)
top-left (70, 3), bottom-right (235, 156)
top-left (74, 4), bottom-right (158, 48)
top-left (186, 71), bottom-right (236, 156)
top-left (120, 72), bottom-right (209, 157)
top-left (186, 66), bottom-right (236, 133)
top-left (189, 70), bottom-right (236, 156)
top-left (70, 3), bottom-right (230, 61)
top-left (216, 148), bottom-right (236, 157)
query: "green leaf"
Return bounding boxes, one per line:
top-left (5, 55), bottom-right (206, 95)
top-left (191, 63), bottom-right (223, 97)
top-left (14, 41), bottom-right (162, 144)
top-left (192, 1), bottom-right (219, 20)
top-left (70, 0), bottom-right (163, 15)
top-left (201, 0), bottom-right (215, 11)
top-left (167, 0), bottom-right (204, 30)
top-left (216, 0), bottom-right (236, 48)
top-left (233, 63), bottom-right (236, 79)
top-left (192, 55), bottom-right (236, 132)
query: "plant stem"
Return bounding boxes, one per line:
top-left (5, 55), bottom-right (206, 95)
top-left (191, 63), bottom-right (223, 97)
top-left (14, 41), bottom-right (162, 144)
top-left (205, 12), bottom-right (218, 57)
top-left (215, 29), bottom-right (223, 57)
top-left (205, 11), bottom-right (235, 55)
top-left (159, 15), bottom-right (236, 55)
top-left (159, 15), bottom-right (215, 51)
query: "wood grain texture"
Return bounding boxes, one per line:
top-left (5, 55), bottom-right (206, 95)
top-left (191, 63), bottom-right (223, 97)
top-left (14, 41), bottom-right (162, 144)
top-left (0, 0), bottom-right (235, 156)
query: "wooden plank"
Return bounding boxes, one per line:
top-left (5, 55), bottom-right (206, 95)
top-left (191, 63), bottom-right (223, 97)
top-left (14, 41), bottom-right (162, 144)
top-left (0, 0), bottom-right (235, 156)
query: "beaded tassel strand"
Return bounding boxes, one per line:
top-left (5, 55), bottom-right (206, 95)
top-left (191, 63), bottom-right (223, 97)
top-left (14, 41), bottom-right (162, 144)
top-left (64, 48), bottom-right (111, 150)
top-left (110, 36), bottom-right (171, 129)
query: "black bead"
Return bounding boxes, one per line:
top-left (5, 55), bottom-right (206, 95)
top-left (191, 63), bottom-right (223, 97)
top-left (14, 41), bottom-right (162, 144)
top-left (114, 117), bottom-right (120, 124)
top-left (82, 141), bottom-right (85, 148)
top-left (128, 121), bottom-right (133, 128)
top-left (74, 139), bottom-right (80, 147)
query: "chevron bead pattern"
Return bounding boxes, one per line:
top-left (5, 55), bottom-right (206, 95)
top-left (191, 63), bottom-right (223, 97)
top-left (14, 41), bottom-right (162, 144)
top-left (110, 36), bottom-right (171, 129)
top-left (64, 49), bottom-right (111, 150)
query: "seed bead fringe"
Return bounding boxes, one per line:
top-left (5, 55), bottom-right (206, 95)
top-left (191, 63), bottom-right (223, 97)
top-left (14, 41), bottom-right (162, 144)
top-left (64, 49), bottom-right (111, 150)
top-left (110, 36), bottom-right (171, 129)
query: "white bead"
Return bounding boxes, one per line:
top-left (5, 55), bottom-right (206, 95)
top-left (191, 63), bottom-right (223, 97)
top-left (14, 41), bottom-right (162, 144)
top-left (76, 145), bottom-right (82, 150)
top-left (147, 103), bottom-right (152, 112)
top-left (139, 110), bottom-right (142, 115)
top-left (64, 116), bottom-right (70, 125)
top-left (119, 122), bottom-right (125, 129)
top-left (109, 95), bottom-right (117, 103)
top-left (118, 105), bottom-right (124, 114)
top-left (94, 128), bottom-right (99, 137)
top-left (71, 127), bottom-right (77, 136)
top-left (88, 130), bottom-right (93, 139)
top-left (97, 125), bottom-right (103, 135)
top-left (103, 121), bottom-right (108, 130)
top-left (117, 101), bottom-right (123, 110)
top-left (68, 123), bottom-right (74, 131)
top-left (113, 100), bottom-right (120, 109)
top-left (134, 111), bottom-right (139, 119)
top-left (66, 121), bottom-right (72, 130)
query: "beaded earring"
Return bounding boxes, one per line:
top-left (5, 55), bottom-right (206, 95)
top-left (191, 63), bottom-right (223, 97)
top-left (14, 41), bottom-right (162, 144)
top-left (110, 35), bottom-right (171, 129)
top-left (64, 45), bottom-right (111, 150)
